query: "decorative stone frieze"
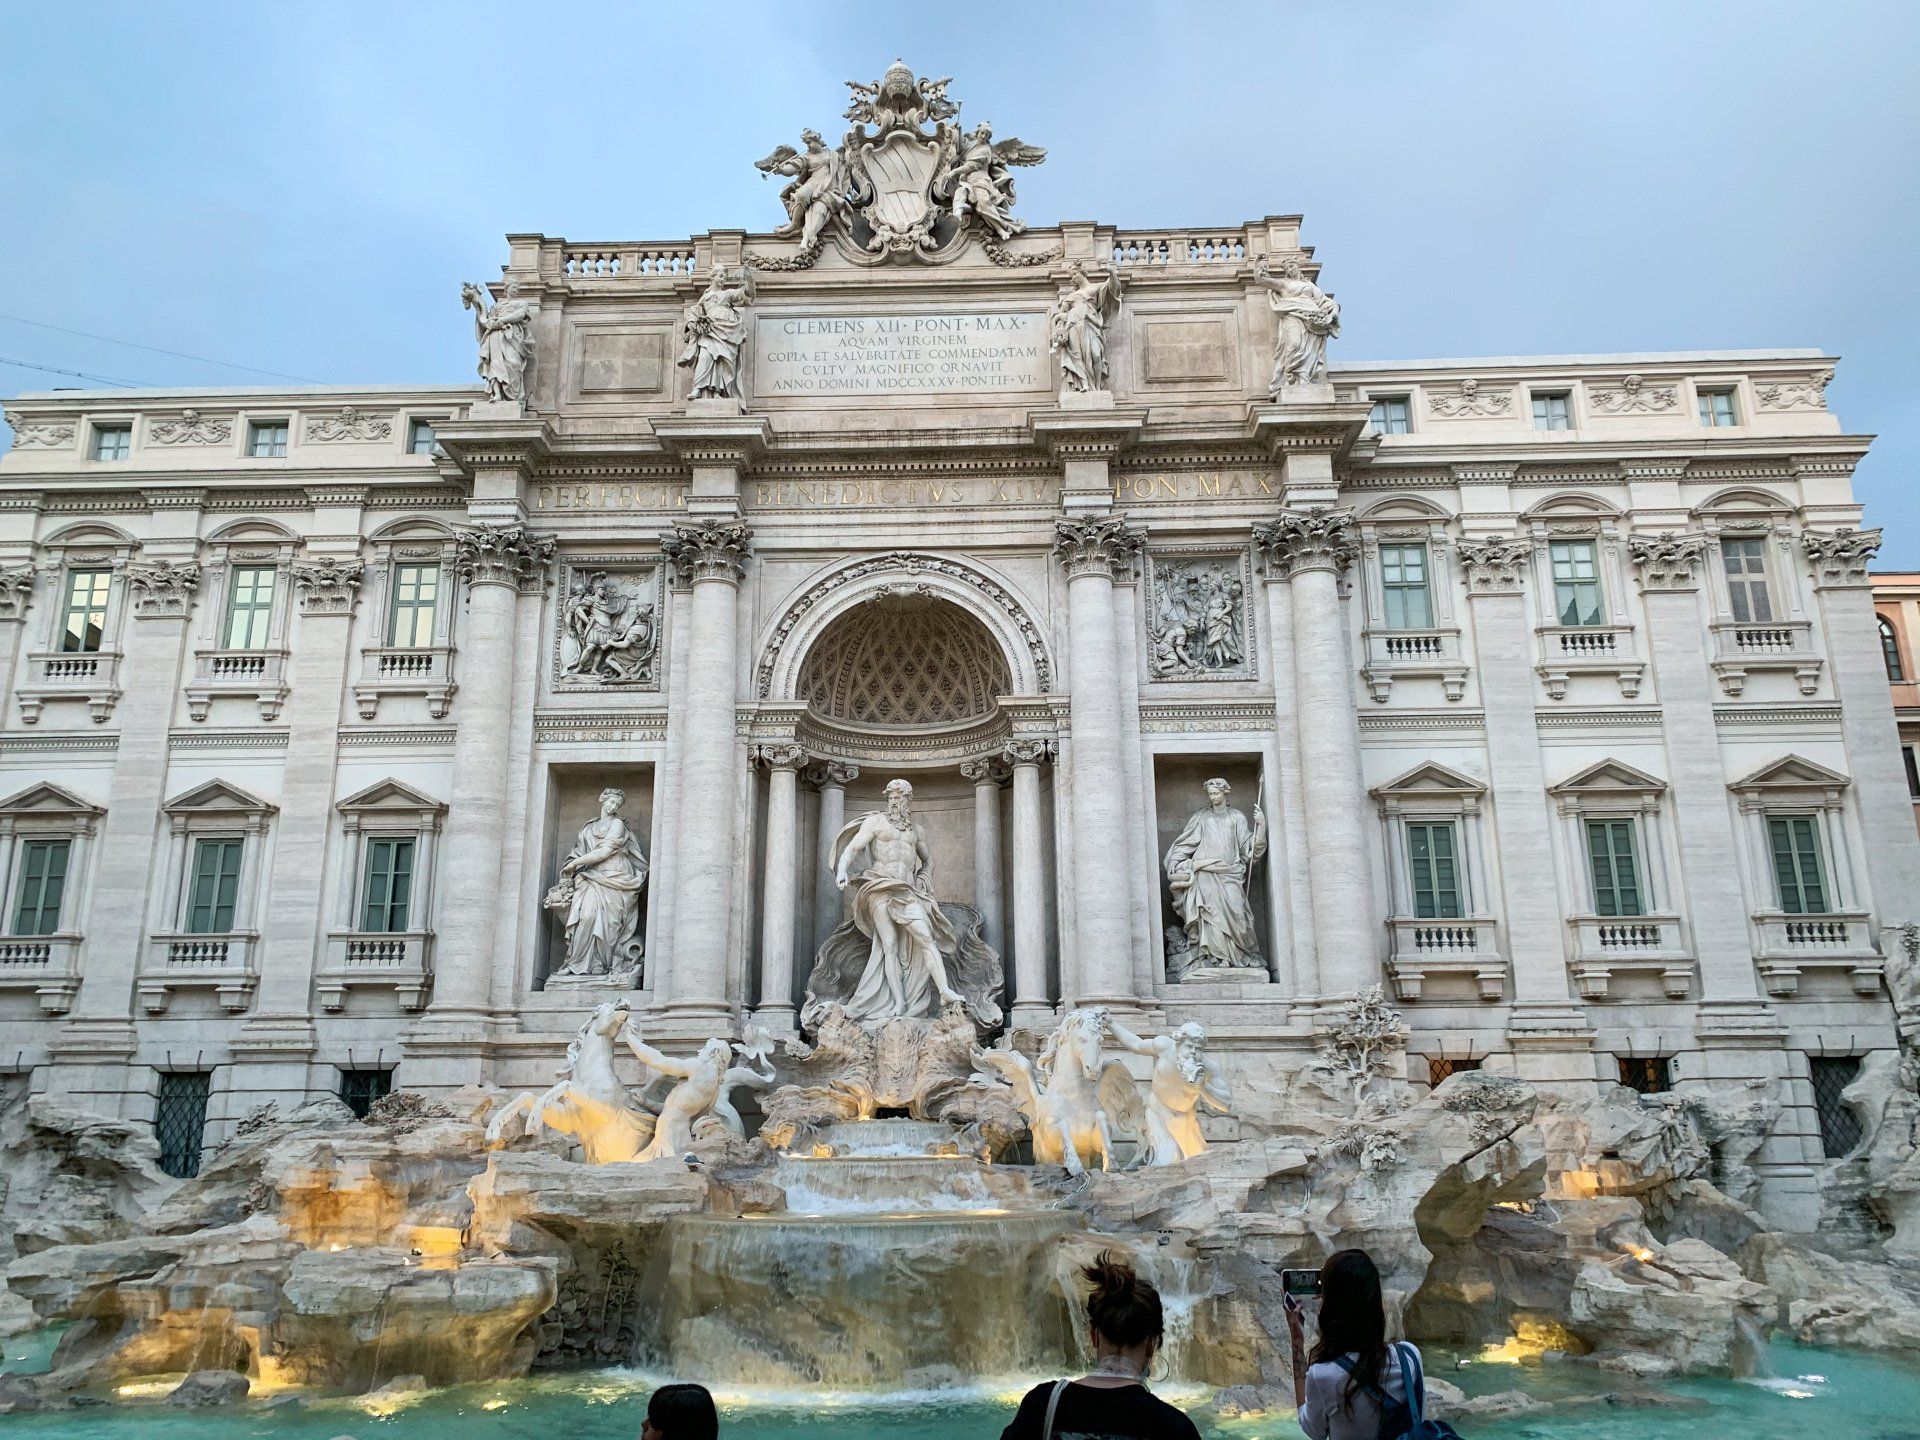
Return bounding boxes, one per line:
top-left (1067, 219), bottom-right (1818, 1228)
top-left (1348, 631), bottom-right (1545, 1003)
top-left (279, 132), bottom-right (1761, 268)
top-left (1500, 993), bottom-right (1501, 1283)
top-left (4, 419), bottom-right (75, 448)
top-left (1454, 536), bottom-right (1532, 594)
top-left (1251, 509), bottom-right (1356, 577)
top-left (1426, 379), bottom-right (1511, 418)
top-left (149, 410), bottom-right (233, 445)
top-left (124, 562), bottom-right (202, 618)
top-left (305, 408), bottom-right (393, 443)
top-left (290, 557), bottom-right (366, 615)
top-left (1589, 375), bottom-right (1677, 414)
top-left (0, 566), bottom-right (34, 621)
top-left (1052, 517), bottom-right (1143, 579)
top-left (1627, 531), bottom-right (1709, 590)
top-left (453, 524), bottom-right (556, 591)
top-left (1756, 369), bottom-right (1833, 410)
top-left (1801, 526), bottom-right (1882, 586)
top-left (660, 519), bottom-right (752, 585)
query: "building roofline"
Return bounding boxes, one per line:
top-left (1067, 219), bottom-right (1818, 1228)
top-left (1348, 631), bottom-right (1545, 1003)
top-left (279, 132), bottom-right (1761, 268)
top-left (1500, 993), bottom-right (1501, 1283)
top-left (9, 383), bottom-right (483, 403)
top-left (1332, 348), bottom-right (1830, 372)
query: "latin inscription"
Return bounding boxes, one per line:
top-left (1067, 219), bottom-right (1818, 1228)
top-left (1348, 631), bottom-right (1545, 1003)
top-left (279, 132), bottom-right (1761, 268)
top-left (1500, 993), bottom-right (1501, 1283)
top-left (754, 312), bottom-right (1050, 397)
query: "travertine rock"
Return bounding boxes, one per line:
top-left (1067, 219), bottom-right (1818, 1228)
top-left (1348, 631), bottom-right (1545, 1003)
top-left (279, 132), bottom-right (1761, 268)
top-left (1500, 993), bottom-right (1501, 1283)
top-left (168, 1369), bottom-right (250, 1407)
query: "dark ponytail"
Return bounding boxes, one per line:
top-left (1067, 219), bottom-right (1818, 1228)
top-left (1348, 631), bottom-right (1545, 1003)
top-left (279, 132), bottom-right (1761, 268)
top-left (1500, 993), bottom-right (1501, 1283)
top-left (1082, 1249), bottom-right (1165, 1349)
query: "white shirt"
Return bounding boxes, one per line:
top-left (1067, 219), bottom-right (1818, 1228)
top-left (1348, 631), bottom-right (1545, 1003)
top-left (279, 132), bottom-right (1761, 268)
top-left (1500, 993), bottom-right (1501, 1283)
top-left (1296, 1342), bottom-right (1420, 1440)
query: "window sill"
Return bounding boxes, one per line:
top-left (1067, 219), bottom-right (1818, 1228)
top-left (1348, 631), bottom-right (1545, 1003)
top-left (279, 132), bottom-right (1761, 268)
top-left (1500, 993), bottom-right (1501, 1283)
top-left (1360, 628), bottom-right (1468, 702)
top-left (1708, 619), bottom-right (1821, 697)
top-left (1534, 625), bottom-right (1643, 700)
top-left (354, 646), bottom-right (456, 720)
top-left (1385, 917), bottom-right (1505, 1000)
top-left (1752, 910), bottom-right (1882, 996)
top-left (318, 930), bottom-right (433, 1011)
top-left (19, 649), bottom-right (124, 724)
top-left (187, 648), bottom-right (290, 721)
top-left (139, 931), bottom-right (259, 1013)
top-left (0, 934), bottom-right (83, 1013)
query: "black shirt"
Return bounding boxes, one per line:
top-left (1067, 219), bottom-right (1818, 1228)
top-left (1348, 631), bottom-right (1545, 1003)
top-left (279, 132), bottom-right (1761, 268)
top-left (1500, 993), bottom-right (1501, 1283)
top-left (1000, 1380), bottom-right (1203, 1440)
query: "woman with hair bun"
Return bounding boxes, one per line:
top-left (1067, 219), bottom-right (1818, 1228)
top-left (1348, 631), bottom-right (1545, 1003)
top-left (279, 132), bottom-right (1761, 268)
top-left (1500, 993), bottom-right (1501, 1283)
top-left (1000, 1250), bottom-right (1201, 1440)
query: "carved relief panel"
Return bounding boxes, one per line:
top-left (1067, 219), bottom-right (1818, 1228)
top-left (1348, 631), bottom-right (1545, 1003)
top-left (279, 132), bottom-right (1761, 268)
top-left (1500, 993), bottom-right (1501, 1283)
top-left (552, 560), bottom-right (664, 691)
top-left (1144, 549), bottom-right (1256, 682)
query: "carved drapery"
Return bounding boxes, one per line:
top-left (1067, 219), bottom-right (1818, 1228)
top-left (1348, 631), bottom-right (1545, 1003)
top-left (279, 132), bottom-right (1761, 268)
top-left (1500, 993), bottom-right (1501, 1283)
top-left (661, 520), bottom-right (752, 586)
top-left (1052, 518), bottom-right (1142, 580)
top-left (1454, 536), bottom-right (1532, 594)
top-left (799, 597), bottom-right (1010, 728)
top-left (454, 524), bottom-right (556, 591)
top-left (1252, 509), bottom-right (1356, 577)
top-left (125, 562), bottom-right (202, 618)
top-left (291, 557), bottom-right (366, 615)
top-left (1627, 532), bottom-right (1709, 591)
top-left (1802, 527), bottom-right (1881, 586)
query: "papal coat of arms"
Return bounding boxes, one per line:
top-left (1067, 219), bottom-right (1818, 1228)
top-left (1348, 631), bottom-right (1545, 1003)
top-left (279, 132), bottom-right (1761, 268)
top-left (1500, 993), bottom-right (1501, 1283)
top-left (754, 60), bottom-right (1045, 260)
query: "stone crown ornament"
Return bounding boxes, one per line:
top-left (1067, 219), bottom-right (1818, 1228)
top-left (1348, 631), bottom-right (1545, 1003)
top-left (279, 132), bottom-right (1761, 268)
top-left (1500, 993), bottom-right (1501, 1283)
top-left (754, 59), bottom-right (1045, 261)
top-left (1053, 517), bottom-right (1143, 579)
top-left (1802, 526), bottom-right (1882, 585)
top-left (291, 556), bottom-right (366, 615)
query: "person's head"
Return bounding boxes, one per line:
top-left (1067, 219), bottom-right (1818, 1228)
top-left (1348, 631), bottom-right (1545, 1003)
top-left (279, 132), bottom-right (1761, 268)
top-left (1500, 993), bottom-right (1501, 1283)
top-left (1173, 1022), bottom-right (1207, 1081)
top-left (885, 778), bottom-right (913, 818)
top-left (599, 787), bottom-right (625, 816)
top-left (1204, 778), bottom-right (1230, 809)
top-left (1082, 1250), bottom-right (1164, 1370)
top-left (642, 1383), bottom-right (717, 1440)
top-left (1307, 1249), bottom-right (1388, 1412)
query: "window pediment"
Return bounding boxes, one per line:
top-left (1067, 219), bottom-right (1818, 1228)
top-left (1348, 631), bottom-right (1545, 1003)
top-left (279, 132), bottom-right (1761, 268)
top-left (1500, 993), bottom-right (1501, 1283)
top-left (0, 781), bottom-right (105, 820)
top-left (163, 779), bottom-right (277, 819)
top-left (1371, 761), bottom-right (1486, 798)
top-left (335, 778), bottom-right (446, 829)
top-left (1550, 759), bottom-right (1668, 797)
top-left (1728, 754), bottom-right (1850, 795)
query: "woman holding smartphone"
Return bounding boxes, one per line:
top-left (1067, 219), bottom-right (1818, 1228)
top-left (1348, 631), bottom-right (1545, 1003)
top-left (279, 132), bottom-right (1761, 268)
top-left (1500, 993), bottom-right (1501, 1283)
top-left (1284, 1249), bottom-right (1433, 1440)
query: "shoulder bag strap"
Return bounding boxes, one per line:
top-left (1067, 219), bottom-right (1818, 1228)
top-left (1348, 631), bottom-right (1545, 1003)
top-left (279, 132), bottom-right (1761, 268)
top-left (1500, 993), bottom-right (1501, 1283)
top-left (1394, 1343), bottom-right (1424, 1421)
top-left (1333, 1353), bottom-right (1392, 1406)
top-left (1040, 1378), bottom-right (1070, 1440)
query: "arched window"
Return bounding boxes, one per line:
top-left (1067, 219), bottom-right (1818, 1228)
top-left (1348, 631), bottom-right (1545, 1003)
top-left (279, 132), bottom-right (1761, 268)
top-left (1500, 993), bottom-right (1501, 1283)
top-left (1881, 616), bottom-right (1907, 682)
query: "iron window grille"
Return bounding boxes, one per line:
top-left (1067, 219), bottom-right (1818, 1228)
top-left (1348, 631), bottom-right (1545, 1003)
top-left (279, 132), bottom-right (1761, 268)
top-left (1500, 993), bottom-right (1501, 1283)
top-left (155, 1070), bottom-right (212, 1179)
top-left (1809, 1055), bottom-right (1864, 1159)
top-left (1618, 1056), bottom-right (1673, 1095)
top-left (339, 1068), bottom-right (395, 1119)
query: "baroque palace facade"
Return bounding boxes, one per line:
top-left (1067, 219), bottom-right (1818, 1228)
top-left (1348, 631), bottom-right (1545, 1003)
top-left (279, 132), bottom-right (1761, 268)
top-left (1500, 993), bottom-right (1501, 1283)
top-left (0, 65), bottom-right (1913, 1225)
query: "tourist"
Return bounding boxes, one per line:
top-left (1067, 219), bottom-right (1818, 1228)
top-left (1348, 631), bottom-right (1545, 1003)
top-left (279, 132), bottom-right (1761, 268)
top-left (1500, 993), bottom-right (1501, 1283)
top-left (641, 1382), bottom-right (719, 1440)
top-left (1286, 1249), bottom-right (1431, 1440)
top-left (1000, 1250), bottom-right (1201, 1440)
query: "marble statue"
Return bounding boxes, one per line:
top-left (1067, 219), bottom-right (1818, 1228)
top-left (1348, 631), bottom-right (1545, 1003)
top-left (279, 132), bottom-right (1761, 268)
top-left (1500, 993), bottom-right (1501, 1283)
top-left (938, 123), bottom-right (1045, 242)
top-left (678, 265), bottom-right (755, 400)
top-left (461, 280), bottom-right (539, 405)
top-left (972, 1007), bottom-right (1143, 1176)
top-left (545, 788), bottom-right (647, 982)
top-left (1164, 779), bottom-right (1267, 974)
top-left (484, 1000), bottom-right (653, 1163)
top-left (1049, 263), bottom-right (1124, 393)
top-left (754, 129), bottom-right (851, 250)
top-left (622, 1028), bottom-right (775, 1162)
top-left (561, 570), bottom-right (657, 685)
top-left (1253, 256), bottom-right (1340, 392)
top-left (1108, 1019), bottom-right (1232, 1165)
top-left (1150, 561), bottom-right (1245, 678)
top-left (804, 779), bottom-right (1004, 1030)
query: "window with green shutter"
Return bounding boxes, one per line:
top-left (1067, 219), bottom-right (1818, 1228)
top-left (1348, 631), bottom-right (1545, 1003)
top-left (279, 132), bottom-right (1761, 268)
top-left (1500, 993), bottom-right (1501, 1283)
top-left (1584, 819), bottom-right (1644, 917)
top-left (1768, 815), bottom-right (1829, 915)
top-left (12, 839), bottom-right (70, 936)
top-left (222, 565), bottom-right (276, 649)
top-left (1549, 540), bottom-right (1604, 626)
top-left (60, 569), bottom-right (111, 654)
top-left (388, 563), bottom-right (440, 647)
top-left (1379, 544), bottom-right (1433, 630)
top-left (360, 837), bottom-right (416, 933)
top-left (1406, 821), bottom-right (1462, 919)
top-left (185, 838), bottom-right (244, 933)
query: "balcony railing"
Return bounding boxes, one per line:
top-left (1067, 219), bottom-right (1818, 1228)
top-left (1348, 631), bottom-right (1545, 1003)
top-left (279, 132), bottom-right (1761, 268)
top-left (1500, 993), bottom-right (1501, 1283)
top-left (187, 648), bottom-right (290, 721)
top-left (1385, 917), bottom-right (1505, 1001)
top-left (317, 930), bottom-right (433, 1011)
top-left (354, 646), bottom-right (456, 720)
top-left (1708, 619), bottom-right (1821, 697)
top-left (1568, 915), bottom-right (1692, 999)
top-left (560, 244), bottom-right (698, 279)
top-left (1111, 232), bottom-right (1250, 267)
top-left (1752, 910), bottom-right (1881, 996)
top-left (138, 932), bottom-right (258, 1013)
top-left (0, 935), bottom-right (82, 1013)
top-left (18, 649), bottom-right (123, 724)
top-left (1534, 625), bottom-right (1644, 700)
top-left (1360, 627), bottom-right (1468, 702)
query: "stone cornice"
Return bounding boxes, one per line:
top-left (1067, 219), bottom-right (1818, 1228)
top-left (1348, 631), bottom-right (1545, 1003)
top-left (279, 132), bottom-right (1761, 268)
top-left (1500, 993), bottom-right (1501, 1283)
top-left (1027, 406), bottom-right (1147, 462)
top-left (649, 414), bottom-right (772, 468)
top-left (1246, 400), bottom-right (1371, 460)
top-left (431, 415), bottom-right (554, 476)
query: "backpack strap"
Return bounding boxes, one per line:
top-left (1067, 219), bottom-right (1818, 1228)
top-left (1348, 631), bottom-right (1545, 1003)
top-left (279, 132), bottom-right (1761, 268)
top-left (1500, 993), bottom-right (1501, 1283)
top-left (1040, 1378), bottom-right (1069, 1440)
top-left (1332, 1353), bottom-right (1393, 1407)
top-left (1394, 1343), bottom-right (1425, 1422)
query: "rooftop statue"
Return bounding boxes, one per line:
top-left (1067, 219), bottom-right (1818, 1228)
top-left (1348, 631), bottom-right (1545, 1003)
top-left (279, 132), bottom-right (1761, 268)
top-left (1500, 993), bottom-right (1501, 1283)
top-left (1049, 263), bottom-right (1124, 394)
top-left (678, 265), bottom-right (755, 400)
top-left (460, 279), bottom-right (539, 406)
top-left (1255, 255), bottom-right (1340, 393)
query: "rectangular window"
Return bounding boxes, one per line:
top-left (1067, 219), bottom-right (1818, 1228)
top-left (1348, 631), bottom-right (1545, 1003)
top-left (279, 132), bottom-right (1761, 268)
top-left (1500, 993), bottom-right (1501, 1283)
top-left (1618, 1056), bottom-right (1673, 1095)
top-left (1549, 540), bottom-right (1605, 626)
top-left (388, 563), bottom-right (440, 647)
top-left (1428, 1055), bottom-right (1481, 1088)
top-left (338, 1067), bottom-right (395, 1119)
top-left (247, 421), bottom-right (289, 458)
top-left (90, 424), bottom-right (132, 461)
top-left (406, 420), bottom-right (439, 456)
top-left (1585, 819), bottom-right (1645, 917)
top-left (1698, 388), bottom-right (1738, 427)
top-left (59, 569), bottom-right (111, 654)
top-left (1379, 543), bottom-right (1434, 630)
top-left (155, 1070), bottom-right (212, 1179)
top-left (1905, 747), bottom-right (1920, 800)
top-left (1720, 538), bottom-right (1774, 623)
top-left (222, 565), bottom-right (276, 650)
top-left (1531, 392), bottom-right (1572, 431)
top-left (185, 838), bottom-right (244, 934)
top-left (1406, 821), bottom-right (1463, 919)
top-left (1809, 1055), bottom-right (1864, 1159)
top-left (1768, 815), bottom-right (1829, 914)
top-left (360, 837), bottom-right (416, 933)
top-left (11, 839), bottom-right (70, 937)
top-left (1367, 396), bottom-right (1411, 436)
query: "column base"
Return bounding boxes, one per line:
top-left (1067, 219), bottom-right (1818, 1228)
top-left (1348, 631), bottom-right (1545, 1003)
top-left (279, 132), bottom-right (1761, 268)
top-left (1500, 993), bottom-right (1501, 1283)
top-left (1009, 1000), bottom-right (1060, 1032)
top-left (749, 1003), bottom-right (797, 1038)
top-left (399, 1011), bottom-right (516, 1090)
top-left (646, 999), bottom-right (740, 1045)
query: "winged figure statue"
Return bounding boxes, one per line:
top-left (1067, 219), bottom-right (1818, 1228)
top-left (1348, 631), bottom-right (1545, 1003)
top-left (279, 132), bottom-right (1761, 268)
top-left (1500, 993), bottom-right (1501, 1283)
top-left (935, 123), bottom-right (1046, 241)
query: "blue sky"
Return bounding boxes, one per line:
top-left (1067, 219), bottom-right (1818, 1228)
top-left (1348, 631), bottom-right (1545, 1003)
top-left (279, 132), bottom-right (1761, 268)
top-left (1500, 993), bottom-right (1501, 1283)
top-left (3, 2), bottom-right (1916, 555)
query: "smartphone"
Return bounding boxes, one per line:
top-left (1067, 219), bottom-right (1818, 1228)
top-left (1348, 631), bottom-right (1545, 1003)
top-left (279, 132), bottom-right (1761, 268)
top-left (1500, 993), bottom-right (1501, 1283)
top-left (1280, 1268), bottom-right (1322, 1299)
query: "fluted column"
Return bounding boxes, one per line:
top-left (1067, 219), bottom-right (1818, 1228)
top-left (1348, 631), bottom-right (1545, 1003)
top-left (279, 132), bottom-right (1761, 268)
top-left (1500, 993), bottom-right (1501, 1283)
top-left (660, 519), bottom-right (752, 1020)
top-left (427, 526), bottom-right (554, 1020)
top-left (1054, 518), bottom-right (1143, 1010)
top-left (1005, 739), bottom-right (1055, 1026)
top-left (809, 761), bottom-right (858, 956)
top-left (961, 757), bottom-right (1010, 958)
top-left (1254, 511), bottom-right (1377, 999)
top-left (754, 743), bottom-right (806, 1029)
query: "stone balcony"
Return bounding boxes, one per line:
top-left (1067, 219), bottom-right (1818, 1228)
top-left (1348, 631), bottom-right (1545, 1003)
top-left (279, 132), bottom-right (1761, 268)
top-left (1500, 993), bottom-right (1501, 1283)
top-left (138, 932), bottom-right (258, 1013)
top-left (1534, 625), bottom-right (1644, 700)
top-left (17, 649), bottom-right (122, 724)
top-left (316, 930), bottom-right (433, 1012)
top-left (1752, 911), bottom-right (1883, 997)
top-left (353, 646), bottom-right (456, 720)
top-left (186, 648), bottom-right (290, 721)
top-left (1568, 915), bottom-right (1693, 999)
top-left (0, 935), bottom-right (83, 1013)
top-left (1359, 628), bottom-right (1469, 703)
top-left (1385, 917), bottom-right (1506, 1001)
top-left (1708, 619), bottom-right (1822, 697)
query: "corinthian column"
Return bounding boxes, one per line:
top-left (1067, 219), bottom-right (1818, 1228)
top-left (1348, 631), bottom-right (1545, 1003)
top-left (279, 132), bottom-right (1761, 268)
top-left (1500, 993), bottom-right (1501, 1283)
top-left (1054, 517), bottom-right (1143, 1011)
top-left (754, 743), bottom-right (806, 1030)
top-left (961, 757), bottom-right (1010, 958)
top-left (1253, 511), bottom-right (1378, 999)
top-left (659, 519), bottom-right (752, 1021)
top-left (1004, 740), bottom-right (1055, 1026)
top-left (426, 526), bottom-right (554, 1023)
top-left (809, 760), bottom-right (858, 955)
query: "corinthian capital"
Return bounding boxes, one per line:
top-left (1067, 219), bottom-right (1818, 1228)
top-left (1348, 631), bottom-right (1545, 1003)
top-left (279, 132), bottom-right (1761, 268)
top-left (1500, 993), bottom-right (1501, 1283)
top-left (1454, 536), bottom-right (1531, 594)
top-left (291, 556), bottom-right (366, 615)
top-left (1252, 509), bottom-right (1356, 577)
top-left (1802, 526), bottom-right (1882, 586)
top-left (125, 561), bottom-right (202, 618)
top-left (1626, 531), bottom-right (1708, 591)
top-left (1052, 517), bottom-right (1142, 580)
top-left (0, 564), bottom-right (34, 622)
top-left (662, 520), bottom-right (753, 585)
top-left (454, 524), bottom-right (556, 591)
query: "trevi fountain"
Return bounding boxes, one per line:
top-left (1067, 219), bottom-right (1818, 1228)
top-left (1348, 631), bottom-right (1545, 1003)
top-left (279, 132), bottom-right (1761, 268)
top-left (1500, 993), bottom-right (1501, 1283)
top-left (1, 59), bottom-right (1920, 1439)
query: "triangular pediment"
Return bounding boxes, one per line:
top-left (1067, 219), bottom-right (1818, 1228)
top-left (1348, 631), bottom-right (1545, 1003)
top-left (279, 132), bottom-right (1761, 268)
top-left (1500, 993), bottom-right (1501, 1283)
top-left (162, 779), bottom-right (277, 816)
top-left (1550, 759), bottom-right (1668, 796)
top-left (1370, 761), bottom-right (1486, 798)
top-left (336, 778), bottom-right (446, 815)
top-left (1729, 754), bottom-right (1852, 793)
top-left (0, 781), bottom-right (104, 818)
